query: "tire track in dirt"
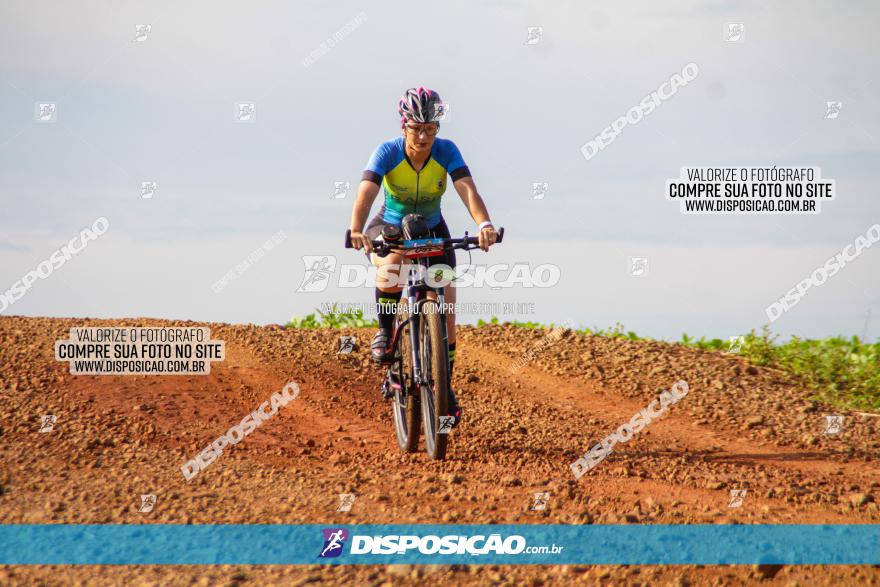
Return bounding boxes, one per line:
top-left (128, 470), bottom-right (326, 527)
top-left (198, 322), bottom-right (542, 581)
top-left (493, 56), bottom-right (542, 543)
top-left (466, 345), bottom-right (880, 480)
top-left (2, 317), bottom-right (878, 587)
top-left (461, 344), bottom-right (878, 525)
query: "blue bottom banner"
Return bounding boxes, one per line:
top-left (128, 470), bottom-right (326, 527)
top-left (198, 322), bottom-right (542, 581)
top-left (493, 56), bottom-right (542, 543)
top-left (1, 524), bottom-right (878, 565)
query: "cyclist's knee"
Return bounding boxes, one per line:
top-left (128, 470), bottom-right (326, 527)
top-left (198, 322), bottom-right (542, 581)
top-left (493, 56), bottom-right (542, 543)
top-left (372, 252), bottom-right (402, 266)
top-left (375, 254), bottom-right (404, 289)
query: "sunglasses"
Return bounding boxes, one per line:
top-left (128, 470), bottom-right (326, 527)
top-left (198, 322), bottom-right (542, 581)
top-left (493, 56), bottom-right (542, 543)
top-left (404, 123), bottom-right (439, 136)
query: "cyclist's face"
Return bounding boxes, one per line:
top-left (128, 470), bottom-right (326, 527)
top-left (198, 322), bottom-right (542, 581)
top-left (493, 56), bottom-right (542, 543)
top-left (403, 122), bottom-right (438, 153)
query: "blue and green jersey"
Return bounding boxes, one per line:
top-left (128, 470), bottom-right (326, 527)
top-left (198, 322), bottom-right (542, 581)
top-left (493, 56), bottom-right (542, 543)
top-left (362, 136), bottom-right (471, 227)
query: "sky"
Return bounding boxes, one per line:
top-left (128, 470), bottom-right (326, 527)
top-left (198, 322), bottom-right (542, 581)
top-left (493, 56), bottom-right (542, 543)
top-left (1, 0), bottom-right (878, 341)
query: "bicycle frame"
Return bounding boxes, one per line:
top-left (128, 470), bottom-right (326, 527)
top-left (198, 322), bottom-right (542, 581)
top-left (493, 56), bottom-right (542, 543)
top-left (343, 225), bottom-right (504, 458)
top-left (391, 257), bottom-right (448, 391)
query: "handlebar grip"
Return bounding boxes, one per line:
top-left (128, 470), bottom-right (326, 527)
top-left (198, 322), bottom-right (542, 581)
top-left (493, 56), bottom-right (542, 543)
top-left (344, 229), bottom-right (353, 249)
top-left (496, 227), bottom-right (504, 244)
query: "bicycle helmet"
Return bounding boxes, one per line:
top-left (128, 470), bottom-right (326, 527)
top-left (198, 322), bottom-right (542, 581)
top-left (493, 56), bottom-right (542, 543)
top-left (398, 87), bottom-right (444, 128)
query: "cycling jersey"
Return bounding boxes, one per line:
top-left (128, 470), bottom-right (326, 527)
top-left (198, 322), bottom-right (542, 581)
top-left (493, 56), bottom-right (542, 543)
top-left (362, 136), bottom-right (471, 227)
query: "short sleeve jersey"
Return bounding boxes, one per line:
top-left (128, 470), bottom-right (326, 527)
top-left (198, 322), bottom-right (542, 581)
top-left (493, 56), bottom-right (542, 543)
top-left (362, 136), bottom-right (471, 227)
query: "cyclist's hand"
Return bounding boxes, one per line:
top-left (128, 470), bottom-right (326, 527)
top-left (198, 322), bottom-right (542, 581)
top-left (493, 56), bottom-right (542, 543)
top-left (349, 231), bottom-right (373, 254)
top-left (478, 225), bottom-right (498, 252)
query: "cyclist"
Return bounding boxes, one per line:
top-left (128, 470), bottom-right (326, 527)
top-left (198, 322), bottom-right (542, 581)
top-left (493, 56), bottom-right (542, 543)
top-left (348, 86), bottom-right (498, 427)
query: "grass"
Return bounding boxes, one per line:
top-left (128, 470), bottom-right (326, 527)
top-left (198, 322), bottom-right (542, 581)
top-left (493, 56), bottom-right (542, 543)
top-left (287, 309), bottom-right (879, 411)
top-left (478, 318), bottom-right (880, 412)
top-left (286, 305), bottom-right (378, 329)
top-left (729, 327), bottom-right (880, 412)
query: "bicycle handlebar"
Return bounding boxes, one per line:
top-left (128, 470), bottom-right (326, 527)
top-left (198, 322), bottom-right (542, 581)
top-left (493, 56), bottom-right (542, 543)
top-left (344, 226), bottom-right (504, 252)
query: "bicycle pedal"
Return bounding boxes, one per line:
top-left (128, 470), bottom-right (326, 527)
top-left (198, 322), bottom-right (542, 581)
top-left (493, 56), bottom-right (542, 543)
top-left (381, 381), bottom-right (394, 399)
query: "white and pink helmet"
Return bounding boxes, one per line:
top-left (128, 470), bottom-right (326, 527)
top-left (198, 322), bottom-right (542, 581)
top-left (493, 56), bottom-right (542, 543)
top-left (398, 87), bottom-right (444, 128)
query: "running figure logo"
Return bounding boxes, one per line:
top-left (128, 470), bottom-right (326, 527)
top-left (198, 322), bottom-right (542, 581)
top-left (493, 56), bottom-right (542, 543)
top-left (629, 257), bottom-right (648, 277)
top-left (236, 103), bottom-right (256, 122)
top-left (338, 336), bottom-right (356, 355)
top-left (36, 103), bottom-right (57, 122)
top-left (524, 26), bottom-right (543, 45)
top-left (133, 24), bottom-right (151, 42)
top-left (825, 101), bottom-right (842, 119)
top-left (337, 493), bottom-right (356, 512)
top-left (297, 256), bottom-right (337, 292)
top-left (332, 181), bottom-right (350, 199)
top-left (725, 23), bottom-right (744, 42)
top-left (318, 528), bottom-right (349, 558)
top-left (824, 414), bottom-right (844, 435)
top-left (726, 335), bottom-right (745, 354)
top-left (138, 494), bottom-right (157, 513)
top-left (140, 181), bottom-right (157, 199)
top-left (530, 491), bottom-right (551, 511)
top-left (438, 416), bottom-right (455, 434)
top-left (39, 414), bottom-right (56, 433)
top-left (532, 182), bottom-right (549, 200)
top-left (728, 489), bottom-right (747, 508)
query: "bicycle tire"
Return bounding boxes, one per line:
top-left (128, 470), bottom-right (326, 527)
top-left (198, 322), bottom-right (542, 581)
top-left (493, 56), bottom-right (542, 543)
top-left (419, 300), bottom-right (449, 460)
top-left (391, 304), bottom-right (420, 452)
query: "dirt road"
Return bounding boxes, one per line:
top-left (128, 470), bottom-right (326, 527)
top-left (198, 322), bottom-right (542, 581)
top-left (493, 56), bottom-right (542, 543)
top-left (1, 316), bottom-right (878, 586)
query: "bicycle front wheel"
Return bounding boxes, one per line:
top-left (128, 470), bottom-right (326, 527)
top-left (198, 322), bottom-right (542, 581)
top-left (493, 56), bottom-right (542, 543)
top-left (391, 304), bottom-right (420, 452)
top-left (419, 300), bottom-right (449, 460)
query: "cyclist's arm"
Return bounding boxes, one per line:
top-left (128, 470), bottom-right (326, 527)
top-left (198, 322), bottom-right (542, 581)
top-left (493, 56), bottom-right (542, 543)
top-left (453, 177), bottom-right (490, 225)
top-left (349, 180), bottom-right (381, 252)
top-left (453, 177), bottom-right (497, 251)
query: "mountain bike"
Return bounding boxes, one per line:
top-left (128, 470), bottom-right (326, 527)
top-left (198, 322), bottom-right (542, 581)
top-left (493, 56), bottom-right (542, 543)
top-left (344, 223), bottom-right (504, 459)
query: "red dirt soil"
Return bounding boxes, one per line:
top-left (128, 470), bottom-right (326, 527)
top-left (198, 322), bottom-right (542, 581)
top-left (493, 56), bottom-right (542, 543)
top-left (1, 316), bottom-right (878, 586)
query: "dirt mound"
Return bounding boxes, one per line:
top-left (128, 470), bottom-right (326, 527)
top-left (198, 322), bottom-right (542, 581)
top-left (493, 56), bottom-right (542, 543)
top-left (1, 316), bottom-right (878, 586)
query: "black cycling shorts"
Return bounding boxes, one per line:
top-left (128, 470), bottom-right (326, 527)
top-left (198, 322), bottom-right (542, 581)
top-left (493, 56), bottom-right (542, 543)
top-left (364, 214), bottom-right (456, 269)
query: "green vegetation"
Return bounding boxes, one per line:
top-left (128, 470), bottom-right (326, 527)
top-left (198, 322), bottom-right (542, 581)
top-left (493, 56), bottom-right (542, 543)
top-left (478, 318), bottom-right (880, 411)
top-left (476, 316), bottom-right (545, 329)
top-left (286, 309), bottom-right (878, 411)
top-left (286, 305), bottom-right (378, 329)
top-left (729, 328), bottom-right (880, 412)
